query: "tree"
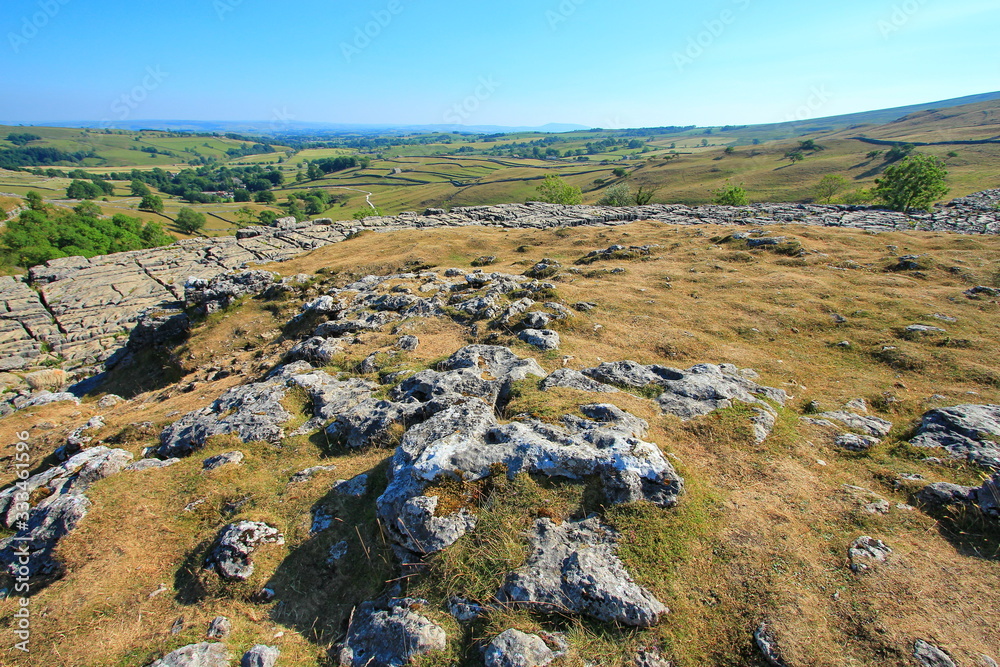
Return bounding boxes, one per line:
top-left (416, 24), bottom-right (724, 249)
top-left (175, 207), bottom-right (206, 234)
top-left (7, 133), bottom-right (41, 146)
top-left (233, 188), bottom-right (251, 202)
top-left (139, 194), bottom-right (164, 213)
top-left (814, 175), bottom-right (848, 203)
top-left (534, 174), bottom-right (582, 205)
top-left (634, 185), bottom-right (658, 205)
top-left (73, 200), bottom-right (102, 217)
top-left (712, 182), bottom-right (750, 206)
top-left (866, 150), bottom-right (883, 160)
top-left (785, 150), bottom-right (805, 163)
top-left (872, 154), bottom-right (949, 212)
top-left (235, 206), bottom-right (257, 227)
top-left (66, 180), bottom-right (103, 199)
top-left (130, 179), bottom-right (151, 197)
top-left (259, 210), bottom-right (278, 225)
top-left (612, 167), bottom-right (628, 178)
top-left (597, 183), bottom-right (635, 207)
top-left (254, 191), bottom-right (276, 204)
top-left (885, 143), bottom-right (915, 162)
top-left (799, 139), bottom-right (824, 152)
top-left (25, 191), bottom-right (45, 211)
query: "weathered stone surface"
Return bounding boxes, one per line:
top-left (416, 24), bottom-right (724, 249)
top-left (4, 194), bottom-right (999, 374)
top-left (126, 458), bottom-right (181, 472)
top-left (817, 411), bottom-right (893, 438)
top-left (848, 536), bottom-right (892, 573)
top-left (634, 649), bottom-right (672, 667)
top-left (540, 368), bottom-right (618, 393)
top-left (0, 446), bottom-right (133, 577)
top-left (185, 270), bottom-right (278, 316)
top-left (519, 328), bottom-right (560, 351)
top-left (333, 474), bottom-right (369, 497)
top-left (910, 404), bottom-right (1000, 469)
top-left (241, 644), bottom-right (280, 667)
top-left (205, 521), bottom-right (284, 581)
top-left (339, 598), bottom-right (447, 667)
top-left (396, 334), bottom-right (420, 351)
top-left (913, 640), bottom-right (957, 667)
top-left (754, 621), bottom-right (789, 667)
top-left (484, 629), bottom-right (555, 667)
top-left (918, 473), bottom-right (999, 519)
top-left (289, 464), bottom-right (337, 483)
top-left (206, 616), bottom-right (232, 639)
top-left (13, 390), bottom-right (80, 409)
top-left (834, 433), bottom-right (882, 452)
top-left (146, 643), bottom-right (230, 667)
top-left (499, 517), bottom-right (667, 627)
top-left (287, 336), bottom-right (344, 365)
top-left (203, 451), bottom-right (244, 470)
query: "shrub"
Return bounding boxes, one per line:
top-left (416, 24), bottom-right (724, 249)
top-left (712, 182), bottom-right (750, 206)
top-left (872, 154), bottom-right (949, 212)
top-left (534, 174), bottom-right (582, 205)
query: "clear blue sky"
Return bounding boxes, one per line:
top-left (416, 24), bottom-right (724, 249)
top-left (1, 0), bottom-right (997, 128)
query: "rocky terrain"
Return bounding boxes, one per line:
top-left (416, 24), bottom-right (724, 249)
top-left (0, 199), bottom-right (998, 666)
top-left (2, 194), bottom-right (999, 379)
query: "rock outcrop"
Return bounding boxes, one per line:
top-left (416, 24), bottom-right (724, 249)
top-left (339, 597), bottom-right (447, 667)
top-left (910, 404), bottom-right (1000, 469)
top-left (205, 521), bottom-right (284, 581)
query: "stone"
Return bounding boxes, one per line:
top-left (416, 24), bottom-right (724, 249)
top-left (97, 393), bottom-right (126, 408)
top-left (339, 598), bottom-right (447, 667)
top-left (326, 398), bottom-right (428, 449)
top-left (910, 404), bottom-right (1000, 469)
top-left (519, 329), bottom-right (560, 351)
top-left (816, 411), bottom-right (893, 438)
top-left (906, 324), bottom-right (947, 334)
top-left (913, 640), bottom-right (956, 667)
top-left (287, 336), bottom-right (344, 365)
top-left (333, 474), bottom-right (369, 497)
top-left (0, 446), bottom-right (133, 577)
top-left (834, 433), bottom-right (881, 451)
top-left (14, 390), bottom-right (80, 409)
top-left (848, 536), bottom-right (891, 573)
top-left (146, 643), bottom-right (229, 667)
top-left (918, 474), bottom-right (1000, 520)
top-left (203, 451), bottom-right (244, 470)
top-left (540, 368), bottom-right (618, 393)
top-left (573, 302), bottom-right (597, 312)
top-left (396, 335), bottom-right (420, 351)
top-left (484, 629), bottom-right (555, 667)
top-left (634, 649), bottom-right (672, 667)
top-left (522, 311), bottom-right (553, 329)
top-left (126, 458), bottom-right (181, 472)
top-left (241, 645), bottom-right (280, 667)
top-left (206, 616), bottom-right (232, 639)
top-left (327, 540), bottom-right (349, 566)
top-left (499, 517), bottom-right (667, 627)
top-left (185, 270), bottom-right (277, 316)
top-left (205, 521), bottom-right (284, 581)
top-left (754, 622), bottom-right (789, 667)
top-left (289, 465), bottom-right (337, 483)
top-left (447, 597), bottom-right (486, 623)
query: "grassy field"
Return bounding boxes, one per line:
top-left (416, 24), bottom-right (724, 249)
top-left (1, 222), bottom-right (998, 666)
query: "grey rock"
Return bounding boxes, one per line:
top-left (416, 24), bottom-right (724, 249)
top-left (447, 597), bottom-right (486, 623)
top-left (0, 446), bottom-right (133, 577)
top-left (287, 336), bottom-right (344, 365)
top-left (185, 270), bottom-right (277, 316)
top-left (910, 404), bottom-right (1000, 469)
top-left (843, 398), bottom-right (868, 413)
top-left (97, 393), bottom-right (126, 408)
top-left (498, 297), bottom-right (536, 325)
top-left (918, 474), bottom-right (1000, 520)
top-left (146, 642), bottom-right (229, 667)
top-left (126, 458), bottom-right (181, 472)
top-left (202, 451), bottom-right (244, 470)
top-left (634, 649), bottom-right (672, 667)
top-left (289, 465), bottom-right (337, 483)
top-left (14, 390), bottom-right (80, 409)
top-left (339, 598), bottom-right (447, 667)
top-left (978, 656), bottom-right (999, 667)
top-left (522, 311), bottom-right (553, 329)
top-left (913, 640), bottom-right (956, 667)
top-left (396, 335), bottom-right (420, 351)
top-left (754, 622), bottom-right (789, 667)
top-left (327, 398), bottom-right (428, 449)
top-left (965, 286), bottom-right (1000, 299)
top-left (573, 302), bottom-right (597, 312)
top-left (333, 474), bottom-right (369, 497)
top-left (241, 645), bottom-right (280, 667)
top-left (906, 324), bottom-right (947, 334)
top-left (499, 517), bottom-right (667, 627)
top-left (540, 368), bottom-right (618, 393)
top-left (484, 629), bottom-right (555, 667)
top-left (816, 411), bottom-right (893, 438)
top-left (206, 616), bottom-right (232, 639)
top-left (834, 433), bottom-right (881, 452)
top-left (848, 536), bottom-right (891, 573)
top-left (205, 521), bottom-right (284, 581)
top-left (327, 540), bottom-right (349, 566)
top-left (128, 306), bottom-right (191, 352)
top-left (519, 329), bottom-right (560, 351)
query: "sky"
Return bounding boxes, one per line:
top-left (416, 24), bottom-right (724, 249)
top-left (1, 0), bottom-right (997, 129)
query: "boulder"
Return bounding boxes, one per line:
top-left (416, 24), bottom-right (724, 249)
top-left (913, 640), bottom-right (957, 667)
top-left (910, 404), bottom-right (1000, 469)
top-left (206, 616), bottom-right (232, 639)
top-left (241, 645), bottom-right (280, 667)
top-left (499, 517), bottom-right (667, 627)
top-left (484, 629), bottom-right (555, 667)
top-left (339, 598), bottom-right (447, 667)
top-left (287, 336), bottom-right (344, 365)
top-left (205, 521), bottom-right (284, 581)
top-left (203, 451), bottom-right (244, 470)
top-left (185, 270), bottom-right (277, 316)
top-left (540, 368), bottom-right (618, 393)
top-left (754, 621), bottom-right (789, 667)
top-left (834, 433), bottom-right (881, 452)
top-left (816, 411), bottom-right (893, 438)
top-left (848, 536), bottom-right (891, 573)
top-left (126, 458), bottom-right (181, 472)
top-left (519, 329), bottom-right (560, 351)
top-left (396, 335), bottom-right (420, 352)
top-left (146, 643), bottom-right (229, 667)
top-left (289, 465), bottom-right (337, 483)
top-left (333, 474), bottom-right (369, 497)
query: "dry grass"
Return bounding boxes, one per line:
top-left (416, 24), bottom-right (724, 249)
top-left (1, 222), bottom-right (999, 665)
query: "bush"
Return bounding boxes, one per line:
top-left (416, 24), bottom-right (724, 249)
top-left (534, 174), bottom-right (582, 205)
top-left (814, 175), bottom-right (848, 203)
top-left (872, 154), bottom-right (949, 212)
top-left (597, 183), bottom-right (635, 207)
top-left (712, 182), bottom-right (750, 206)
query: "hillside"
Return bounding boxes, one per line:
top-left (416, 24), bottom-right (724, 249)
top-left (0, 211), bottom-right (999, 666)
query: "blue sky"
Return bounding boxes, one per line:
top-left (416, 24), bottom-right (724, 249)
top-left (1, 0), bottom-right (997, 128)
